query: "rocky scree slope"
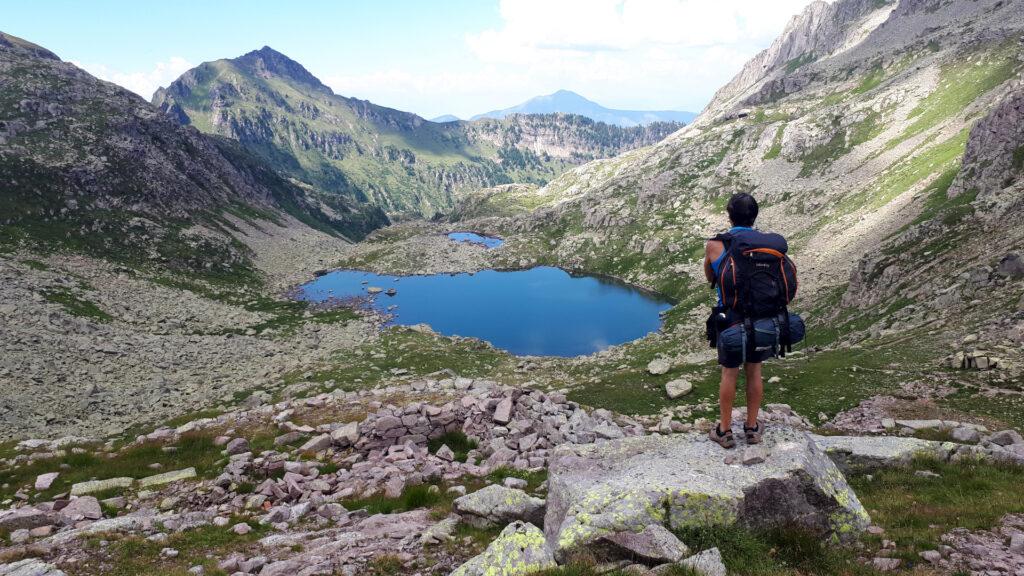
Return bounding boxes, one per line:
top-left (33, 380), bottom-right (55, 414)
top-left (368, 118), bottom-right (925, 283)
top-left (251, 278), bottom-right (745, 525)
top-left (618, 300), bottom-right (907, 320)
top-left (153, 47), bottom-right (682, 220)
top-left (2, 380), bottom-right (1023, 575)
top-left (448, 0), bottom-right (1024, 365)
top-left (0, 32), bottom-right (385, 279)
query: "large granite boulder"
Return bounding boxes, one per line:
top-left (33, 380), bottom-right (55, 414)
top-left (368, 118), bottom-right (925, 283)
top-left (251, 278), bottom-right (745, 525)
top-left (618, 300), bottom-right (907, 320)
top-left (450, 521), bottom-right (556, 576)
top-left (545, 428), bottom-right (869, 560)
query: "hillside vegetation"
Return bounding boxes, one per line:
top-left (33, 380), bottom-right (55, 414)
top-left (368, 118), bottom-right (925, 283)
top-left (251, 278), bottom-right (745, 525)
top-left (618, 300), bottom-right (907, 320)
top-left (153, 48), bottom-right (684, 220)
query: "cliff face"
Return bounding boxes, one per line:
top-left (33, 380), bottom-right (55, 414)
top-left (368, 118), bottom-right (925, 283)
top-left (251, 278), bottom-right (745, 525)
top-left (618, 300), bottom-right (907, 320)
top-left (0, 32), bottom-right (385, 277)
top-left (700, 0), bottom-right (897, 123)
top-left (153, 48), bottom-right (683, 219)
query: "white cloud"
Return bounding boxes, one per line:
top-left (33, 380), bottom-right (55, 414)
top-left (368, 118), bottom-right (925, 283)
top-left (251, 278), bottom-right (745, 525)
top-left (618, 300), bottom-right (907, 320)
top-left (74, 0), bottom-right (820, 118)
top-left (72, 57), bottom-right (193, 100)
top-left (327, 0), bottom-right (818, 118)
top-left (465, 0), bottom-right (818, 60)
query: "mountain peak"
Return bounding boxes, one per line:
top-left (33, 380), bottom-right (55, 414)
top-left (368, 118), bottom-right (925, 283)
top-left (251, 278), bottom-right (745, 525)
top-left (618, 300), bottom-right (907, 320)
top-left (232, 45), bottom-right (332, 93)
top-left (469, 91), bottom-right (695, 127)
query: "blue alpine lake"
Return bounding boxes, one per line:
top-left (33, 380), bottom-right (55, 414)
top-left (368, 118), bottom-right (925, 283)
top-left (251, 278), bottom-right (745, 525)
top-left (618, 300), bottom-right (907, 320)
top-left (447, 232), bottom-right (504, 248)
top-left (297, 266), bottom-right (673, 357)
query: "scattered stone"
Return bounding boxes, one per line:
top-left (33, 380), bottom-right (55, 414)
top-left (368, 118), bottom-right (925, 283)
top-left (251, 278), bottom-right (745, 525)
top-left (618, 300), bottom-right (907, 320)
top-left (450, 521), bottom-right (556, 576)
top-left (331, 422), bottom-right (360, 447)
top-left (742, 445), bottom-right (769, 465)
top-left (420, 517), bottom-right (459, 545)
top-left (919, 550), bottom-right (941, 564)
top-left (664, 378), bottom-right (693, 399)
top-left (300, 434), bottom-right (331, 453)
top-left (679, 547), bottom-right (727, 576)
top-left (70, 477), bottom-right (134, 496)
top-left (34, 472), bottom-right (59, 491)
top-left (1010, 533), bottom-right (1024, 554)
top-left (59, 496), bottom-right (102, 523)
top-left (225, 438), bottom-right (250, 455)
top-left (503, 477), bottom-right (528, 490)
top-left (0, 559), bottom-right (67, 576)
top-left (0, 507), bottom-right (52, 531)
top-left (987, 430), bottom-right (1023, 447)
top-left (138, 467), bottom-right (197, 489)
top-left (811, 435), bottom-right (950, 472)
top-left (602, 524), bottom-right (690, 564)
top-left (493, 397), bottom-right (513, 425)
top-left (432, 444), bottom-right (455, 463)
top-left (232, 523), bottom-right (252, 535)
top-left (871, 557), bottom-right (900, 571)
top-left (951, 426), bottom-right (981, 444)
top-left (647, 359), bottom-right (671, 375)
top-left (454, 485), bottom-right (546, 528)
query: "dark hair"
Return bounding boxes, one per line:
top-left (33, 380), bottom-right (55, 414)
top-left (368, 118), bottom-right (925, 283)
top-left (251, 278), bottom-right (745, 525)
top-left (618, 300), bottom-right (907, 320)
top-left (726, 193), bottom-right (758, 227)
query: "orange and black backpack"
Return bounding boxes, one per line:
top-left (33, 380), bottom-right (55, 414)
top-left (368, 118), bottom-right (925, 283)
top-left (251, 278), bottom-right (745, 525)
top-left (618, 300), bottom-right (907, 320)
top-left (711, 228), bottom-right (799, 354)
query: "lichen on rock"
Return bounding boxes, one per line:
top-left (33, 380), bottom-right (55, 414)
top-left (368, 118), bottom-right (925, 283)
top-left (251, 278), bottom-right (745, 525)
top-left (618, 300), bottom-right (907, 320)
top-left (544, 427), bottom-right (870, 560)
top-left (449, 521), bottom-right (556, 576)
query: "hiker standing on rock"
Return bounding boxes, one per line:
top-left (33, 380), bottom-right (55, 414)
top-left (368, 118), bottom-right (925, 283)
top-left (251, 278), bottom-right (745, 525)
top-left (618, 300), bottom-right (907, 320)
top-left (703, 193), bottom-right (804, 449)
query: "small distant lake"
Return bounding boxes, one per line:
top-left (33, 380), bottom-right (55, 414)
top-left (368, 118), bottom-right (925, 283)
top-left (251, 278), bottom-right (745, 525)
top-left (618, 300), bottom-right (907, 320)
top-left (447, 232), bottom-right (504, 249)
top-left (297, 266), bottom-right (672, 357)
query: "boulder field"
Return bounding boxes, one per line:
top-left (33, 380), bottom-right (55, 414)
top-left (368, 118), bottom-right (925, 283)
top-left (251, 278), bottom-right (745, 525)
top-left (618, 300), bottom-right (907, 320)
top-left (1, 380), bottom-right (1022, 575)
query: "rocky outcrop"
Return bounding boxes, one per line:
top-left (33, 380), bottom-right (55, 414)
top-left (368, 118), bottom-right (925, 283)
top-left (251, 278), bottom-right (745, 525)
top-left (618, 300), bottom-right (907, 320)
top-left (453, 485), bottom-right (546, 528)
top-left (949, 84), bottom-right (1024, 202)
top-left (450, 521), bottom-right (556, 576)
top-left (700, 0), bottom-right (896, 121)
top-left (544, 428), bottom-right (870, 561)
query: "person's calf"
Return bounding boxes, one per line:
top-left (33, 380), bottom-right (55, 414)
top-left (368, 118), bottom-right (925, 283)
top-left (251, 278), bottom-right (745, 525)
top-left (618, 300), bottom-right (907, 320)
top-left (718, 367), bottom-right (740, 431)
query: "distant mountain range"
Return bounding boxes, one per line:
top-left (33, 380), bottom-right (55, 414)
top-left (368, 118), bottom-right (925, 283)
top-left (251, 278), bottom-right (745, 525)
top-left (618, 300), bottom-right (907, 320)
top-left (441, 90), bottom-right (697, 128)
top-left (152, 49), bottom-right (683, 219)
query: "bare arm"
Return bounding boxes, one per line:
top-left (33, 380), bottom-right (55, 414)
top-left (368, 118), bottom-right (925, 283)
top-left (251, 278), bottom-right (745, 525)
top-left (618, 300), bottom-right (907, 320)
top-left (704, 239), bottom-right (724, 284)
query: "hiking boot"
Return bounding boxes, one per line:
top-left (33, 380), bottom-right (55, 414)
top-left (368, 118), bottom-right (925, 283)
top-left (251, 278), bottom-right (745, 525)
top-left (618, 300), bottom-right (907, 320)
top-left (744, 420), bottom-right (764, 444)
top-left (708, 424), bottom-right (736, 449)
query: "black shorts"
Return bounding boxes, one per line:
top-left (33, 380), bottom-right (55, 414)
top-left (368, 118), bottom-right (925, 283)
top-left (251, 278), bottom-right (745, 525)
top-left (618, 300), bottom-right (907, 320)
top-left (717, 344), bottom-right (772, 368)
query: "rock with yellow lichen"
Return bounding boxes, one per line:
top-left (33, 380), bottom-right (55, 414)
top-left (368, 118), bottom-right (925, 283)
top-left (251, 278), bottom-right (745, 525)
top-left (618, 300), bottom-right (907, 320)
top-left (453, 484), bottom-right (546, 528)
top-left (449, 521), bottom-right (556, 576)
top-left (544, 427), bottom-right (870, 561)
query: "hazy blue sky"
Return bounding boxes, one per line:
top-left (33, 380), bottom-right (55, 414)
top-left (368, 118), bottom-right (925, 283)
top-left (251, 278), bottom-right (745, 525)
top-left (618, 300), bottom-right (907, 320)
top-left (4, 0), bottom-right (817, 118)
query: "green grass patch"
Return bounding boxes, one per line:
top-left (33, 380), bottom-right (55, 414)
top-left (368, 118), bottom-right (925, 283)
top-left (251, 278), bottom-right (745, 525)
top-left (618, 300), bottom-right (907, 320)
top-left (852, 457), bottom-right (1024, 563)
top-left (18, 258), bottom-right (49, 271)
top-left (853, 65), bottom-right (885, 95)
top-left (0, 434), bottom-right (223, 502)
top-left (67, 519), bottom-right (269, 576)
top-left (674, 524), bottom-right (880, 576)
top-left (428, 431), bottom-right (478, 463)
top-left (486, 466), bottom-right (548, 492)
top-left (41, 288), bottom-right (113, 323)
top-left (292, 327), bottom-right (514, 392)
top-left (785, 53), bottom-right (816, 73)
top-left (342, 483), bottom-right (444, 515)
top-left (763, 125), bottom-right (786, 160)
top-left (886, 47), bottom-right (1019, 149)
top-left (837, 127), bottom-right (968, 218)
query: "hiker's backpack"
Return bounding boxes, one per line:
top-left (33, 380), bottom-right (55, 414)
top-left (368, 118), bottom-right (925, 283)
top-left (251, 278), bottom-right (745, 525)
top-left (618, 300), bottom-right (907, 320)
top-left (711, 228), bottom-right (799, 354)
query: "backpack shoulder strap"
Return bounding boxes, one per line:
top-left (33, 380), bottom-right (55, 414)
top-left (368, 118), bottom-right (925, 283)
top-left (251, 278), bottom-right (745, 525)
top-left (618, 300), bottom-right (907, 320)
top-left (710, 232), bottom-right (733, 250)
